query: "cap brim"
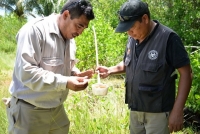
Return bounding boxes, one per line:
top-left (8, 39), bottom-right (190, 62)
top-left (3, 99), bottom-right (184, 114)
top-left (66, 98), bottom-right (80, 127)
top-left (115, 20), bottom-right (135, 33)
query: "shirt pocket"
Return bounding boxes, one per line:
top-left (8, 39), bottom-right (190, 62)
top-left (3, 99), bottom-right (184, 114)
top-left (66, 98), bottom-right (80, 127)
top-left (140, 63), bottom-right (164, 86)
top-left (141, 63), bottom-right (163, 72)
top-left (138, 84), bottom-right (163, 112)
top-left (41, 58), bottom-right (64, 72)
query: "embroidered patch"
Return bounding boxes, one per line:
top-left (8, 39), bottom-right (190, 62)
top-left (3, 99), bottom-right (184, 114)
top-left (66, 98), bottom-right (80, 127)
top-left (148, 50), bottom-right (158, 60)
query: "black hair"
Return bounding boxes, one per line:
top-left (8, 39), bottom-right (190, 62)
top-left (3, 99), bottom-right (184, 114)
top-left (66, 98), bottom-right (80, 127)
top-left (143, 2), bottom-right (150, 19)
top-left (60, 0), bottom-right (95, 20)
top-left (137, 2), bottom-right (150, 23)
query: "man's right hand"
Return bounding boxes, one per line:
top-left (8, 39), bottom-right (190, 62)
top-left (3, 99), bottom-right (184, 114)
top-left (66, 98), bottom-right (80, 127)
top-left (66, 76), bottom-right (89, 91)
top-left (96, 66), bottom-right (110, 79)
top-left (77, 69), bottom-right (94, 79)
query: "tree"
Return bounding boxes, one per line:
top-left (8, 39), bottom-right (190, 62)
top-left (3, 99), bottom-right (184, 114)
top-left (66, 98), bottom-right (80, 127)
top-left (37, 0), bottom-right (65, 16)
top-left (0, 0), bottom-right (43, 18)
top-left (0, 0), bottom-right (66, 18)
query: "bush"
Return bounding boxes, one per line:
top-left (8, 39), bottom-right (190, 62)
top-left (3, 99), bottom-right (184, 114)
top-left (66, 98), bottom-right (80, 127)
top-left (186, 48), bottom-right (200, 112)
top-left (0, 14), bottom-right (26, 53)
top-left (75, 9), bottom-right (127, 71)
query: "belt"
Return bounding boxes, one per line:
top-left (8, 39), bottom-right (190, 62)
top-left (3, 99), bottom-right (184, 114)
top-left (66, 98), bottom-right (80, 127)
top-left (18, 99), bottom-right (36, 107)
top-left (11, 96), bottom-right (36, 107)
top-left (12, 96), bottom-right (59, 109)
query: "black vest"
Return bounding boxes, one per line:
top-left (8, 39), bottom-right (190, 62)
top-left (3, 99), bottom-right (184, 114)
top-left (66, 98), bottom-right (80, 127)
top-left (125, 23), bottom-right (177, 112)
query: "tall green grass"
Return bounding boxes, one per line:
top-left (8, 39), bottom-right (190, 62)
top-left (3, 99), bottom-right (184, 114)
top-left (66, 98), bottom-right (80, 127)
top-left (0, 52), bottom-right (15, 134)
top-left (66, 78), bottom-right (129, 134)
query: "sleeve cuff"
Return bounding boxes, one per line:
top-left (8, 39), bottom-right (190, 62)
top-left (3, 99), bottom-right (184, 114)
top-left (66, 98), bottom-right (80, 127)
top-left (55, 74), bottom-right (68, 91)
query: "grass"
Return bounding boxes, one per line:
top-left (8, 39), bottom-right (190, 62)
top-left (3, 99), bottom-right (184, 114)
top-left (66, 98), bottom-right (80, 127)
top-left (0, 52), bottom-right (196, 134)
top-left (0, 52), bottom-right (15, 134)
top-left (67, 78), bottom-right (129, 134)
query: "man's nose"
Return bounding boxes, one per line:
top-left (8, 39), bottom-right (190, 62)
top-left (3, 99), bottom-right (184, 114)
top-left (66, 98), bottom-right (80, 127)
top-left (77, 28), bottom-right (84, 35)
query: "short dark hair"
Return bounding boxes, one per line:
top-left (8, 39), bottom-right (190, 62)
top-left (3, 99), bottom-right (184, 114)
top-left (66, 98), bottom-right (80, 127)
top-left (142, 3), bottom-right (150, 19)
top-left (61, 0), bottom-right (95, 20)
top-left (132, 2), bottom-right (151, 23)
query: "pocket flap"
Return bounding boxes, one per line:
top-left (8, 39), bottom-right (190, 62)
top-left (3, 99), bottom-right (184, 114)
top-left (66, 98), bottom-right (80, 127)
top-left (141, 63), bottom-right (162, 72)
top-left (43, 58), bottom-right (63, 66)
top-left (139, 84), bottom-right (161, 92)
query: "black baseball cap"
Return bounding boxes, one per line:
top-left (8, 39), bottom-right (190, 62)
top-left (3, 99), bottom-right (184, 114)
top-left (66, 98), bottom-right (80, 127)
top-left (115, 0), bottom-right (149, 33)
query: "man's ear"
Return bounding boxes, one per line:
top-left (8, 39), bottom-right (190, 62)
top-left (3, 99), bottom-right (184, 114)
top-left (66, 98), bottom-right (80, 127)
top-left (62, 10), bottom-right (70, 20)
top-left (142, 14), bottom-right (149, 24)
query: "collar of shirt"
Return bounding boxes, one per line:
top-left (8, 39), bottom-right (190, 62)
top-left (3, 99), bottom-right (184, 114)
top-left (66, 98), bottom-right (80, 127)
top-left (46, 14), bottom-right (63, 39)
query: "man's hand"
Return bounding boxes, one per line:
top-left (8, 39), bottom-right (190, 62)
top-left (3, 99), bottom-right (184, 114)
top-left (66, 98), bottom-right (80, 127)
top-left (168, 108), bottom-right (184, 133)
top-left (96, 66), bottom-right (110, 79)
top-left (77, 69), bottom-right (94, 79)
top-left (66, 76), bottom-right (89, 91)
top-left (2, 97), bottom-right (11, 106)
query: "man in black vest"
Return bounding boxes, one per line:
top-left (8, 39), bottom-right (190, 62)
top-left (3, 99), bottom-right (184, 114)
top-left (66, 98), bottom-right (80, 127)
top-left (97, 0), bottom-right (192, 133)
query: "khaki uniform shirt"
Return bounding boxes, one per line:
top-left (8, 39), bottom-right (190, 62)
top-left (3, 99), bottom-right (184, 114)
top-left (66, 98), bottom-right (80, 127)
top-left (9, 14), bottom-right (73, 108)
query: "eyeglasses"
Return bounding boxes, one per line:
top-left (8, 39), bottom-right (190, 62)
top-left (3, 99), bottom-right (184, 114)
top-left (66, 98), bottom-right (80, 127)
top-left (117, 11), bottom-right (139, 22)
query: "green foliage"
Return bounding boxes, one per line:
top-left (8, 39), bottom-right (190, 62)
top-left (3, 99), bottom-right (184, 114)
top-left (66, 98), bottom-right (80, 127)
top-left (75, 9), bottom-right (127, 71)
top-left (0, 14), bottom-right (26, 53)
top-left (0, 0), bottom-right (41, 18)
top-left (167, 0), bottom-right (200, 46)
top-left (74, 0), bottom-right (128, 71)
top-left (0, 53), bottom-right (15, 134)
top-left (91, 0), bottom-right (126, 28)
top-left (37, 0), bottom-right (66, 16)
top-left (0, 0), bottom-right (66, 18)
top-left (147, 0), bottom-right (200, 46)
top-left (185, 49), bottom-right (200, 112)
top-left (66, 78), bottom-right (129, 133)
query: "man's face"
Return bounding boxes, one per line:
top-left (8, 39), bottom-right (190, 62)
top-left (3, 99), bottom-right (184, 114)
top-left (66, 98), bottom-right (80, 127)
top-left (59, 11), bottom-right (89, 39)
top-left (127, 14), bottom-right (148, 41)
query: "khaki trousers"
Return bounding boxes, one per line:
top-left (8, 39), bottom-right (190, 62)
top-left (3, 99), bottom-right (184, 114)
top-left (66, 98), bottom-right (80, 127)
top-left (6, 97), bottom-right (70, 134)
top-left (130, 111), bottom-right (170, 134)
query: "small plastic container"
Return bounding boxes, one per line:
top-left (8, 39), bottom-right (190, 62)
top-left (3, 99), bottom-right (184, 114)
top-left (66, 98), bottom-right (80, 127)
top-left (92, 83), bottom-right (108, 96)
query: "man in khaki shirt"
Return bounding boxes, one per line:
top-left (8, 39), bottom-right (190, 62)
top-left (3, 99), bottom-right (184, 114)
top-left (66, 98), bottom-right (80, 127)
top-left (6, 0), bottom-right (95, 134)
